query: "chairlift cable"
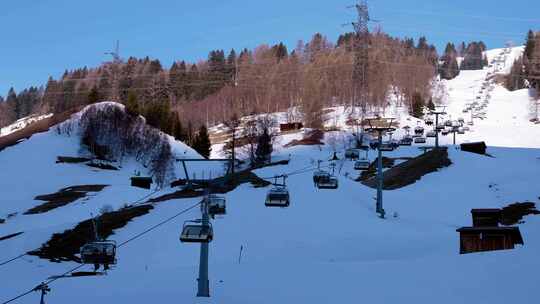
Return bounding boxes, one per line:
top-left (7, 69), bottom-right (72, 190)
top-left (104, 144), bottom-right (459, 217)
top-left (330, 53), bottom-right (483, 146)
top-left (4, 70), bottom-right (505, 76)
top-left (1, 199), bottom-right (201, 304)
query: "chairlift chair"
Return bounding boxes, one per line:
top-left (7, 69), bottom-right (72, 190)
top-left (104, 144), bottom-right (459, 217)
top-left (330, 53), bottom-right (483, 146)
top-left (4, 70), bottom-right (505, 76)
top-left (80, 240), bottom-right (117, 266)
top-left (313, 170), bottom-right (329, 185)
top-left (265, 185), bottom-right (290, 207)
top-left (414, 137), bottom-right (426, 144)
top-left (458, 127), bottom-right (465, 134)
top-left (426, 130), bottom-right (437, 138)
top-left (345, 149), bottom-right (360, 160)
top-left (425, 118), bottom-right (434, 126)
top-left (399, 138), bottom-right (412, 146)
top-left (180, 220), bottom-right (213, 243)
top-left (354, 160), bottom-right (371, 170)
top-left (414, 126), bottom-right (424, 135)
top-left (206, 194), bottom-right (226, 216)
top-left (379, 143), bottom-right (395, 151)
top-left (317, 175), bottom-right (339, 189)
top-left (436, 123), bottom-right (445, 130)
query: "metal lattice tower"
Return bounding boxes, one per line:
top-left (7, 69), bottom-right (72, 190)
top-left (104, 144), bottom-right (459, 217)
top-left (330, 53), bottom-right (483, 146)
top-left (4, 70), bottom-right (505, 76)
top-left (352, 0), bottom-right (370, 114)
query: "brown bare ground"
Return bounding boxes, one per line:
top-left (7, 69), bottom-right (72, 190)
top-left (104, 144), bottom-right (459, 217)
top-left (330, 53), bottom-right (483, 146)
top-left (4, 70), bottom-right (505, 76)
top-left (284, 129), bottom-right (324, 147)
top-left (0, 107), bottom-right (81, 152)
top-left (25, 185), bottom-right (109, 215)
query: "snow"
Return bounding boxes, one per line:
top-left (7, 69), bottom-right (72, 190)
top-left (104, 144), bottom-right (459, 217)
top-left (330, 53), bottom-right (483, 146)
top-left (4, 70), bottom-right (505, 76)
top-left (0, 114), bottom-right (53, 137)
top-left (1, 49), bottom-right (540, 303)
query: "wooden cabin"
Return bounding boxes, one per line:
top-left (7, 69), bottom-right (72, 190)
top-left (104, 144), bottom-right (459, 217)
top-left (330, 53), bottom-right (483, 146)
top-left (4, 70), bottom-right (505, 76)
top-left (130, 177), bottom-right (153, 189)
top-left (280, 122), bottom-right (303, 132)
top-left (456, 226), bottom-right (523, 254)
top-left (460, 142), bottom-right (487, 155)
top-left (471, 209), bottom-right (501, 227)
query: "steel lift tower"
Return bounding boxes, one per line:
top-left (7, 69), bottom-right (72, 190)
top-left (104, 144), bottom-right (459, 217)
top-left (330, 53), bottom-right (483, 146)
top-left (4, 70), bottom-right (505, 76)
top-left (365, 118), bottom-right (395, 218)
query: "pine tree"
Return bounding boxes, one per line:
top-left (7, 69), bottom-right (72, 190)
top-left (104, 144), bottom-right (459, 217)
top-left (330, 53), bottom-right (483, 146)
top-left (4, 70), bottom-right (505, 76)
top-left (88, 86), bottom-right (100, 105)
top-left (410, 92), bottom-right (424, 119)
top-left (525, 30), bottom-right (536, 60)
top-left (125, 91), bottom-right (140, 116)
top-left (255, 127), bottom-right (272, 164)
top-left (193, 124), bottom-right (211, 158)
top-left (427, 98), bottom-right (435, 111)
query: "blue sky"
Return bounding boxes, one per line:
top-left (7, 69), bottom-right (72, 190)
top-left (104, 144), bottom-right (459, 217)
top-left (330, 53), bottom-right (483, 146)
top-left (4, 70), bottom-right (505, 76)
top-left (1, 0), bottom-right (538, 96)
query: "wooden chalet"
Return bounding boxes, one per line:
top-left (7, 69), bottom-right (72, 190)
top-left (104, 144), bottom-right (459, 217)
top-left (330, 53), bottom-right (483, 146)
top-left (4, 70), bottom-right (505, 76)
top-left (471, 209), bottom-right (501, 227)
top-left (130, 176), bottom-right (153, 189)
top-left (280, 122), bottom-right (303, 132)
top-left (456, 227), bottom-right (523, 254)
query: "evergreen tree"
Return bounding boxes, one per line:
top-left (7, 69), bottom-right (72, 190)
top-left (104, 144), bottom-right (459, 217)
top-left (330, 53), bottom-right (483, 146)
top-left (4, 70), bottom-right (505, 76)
top-left (440, 43), bottom-right (460, 79)
top-left (192, 124), bottom-right (212, 158)
top-left (410, 92), bottom-right (424, 119)
top-left (255, 127), bottom-right (272, 164)
top-left (525, 30), bottom-right (536, 60)
top-left (125, 91), bottom-right (140, 116)
top-left (427, 97), bottom-right (435, 111)
top-left (88, 86), bottom-right (100, 105)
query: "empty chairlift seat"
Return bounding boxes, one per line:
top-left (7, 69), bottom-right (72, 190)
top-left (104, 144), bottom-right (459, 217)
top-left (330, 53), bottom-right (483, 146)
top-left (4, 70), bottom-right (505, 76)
top-left (345, 149), bottom-right (360, 160)
top-left (265, 186), bottom-right (290, 207)
top-left (206, 194), bottom-right (226, 216)
top-left (379, 143), bottom-right (395, 151)
top-left (317, 175), bottom-right (339, 189)
top-left (426, 130), bottom-right (437, 138)
top-left (414, 137), bottom-right (426, 144)
top-left (180, 221), bottom-right (213, 243)
top-left (354, 160), bottom-right (371, 170)
top-left (80, 241), bottom-right (117, 265)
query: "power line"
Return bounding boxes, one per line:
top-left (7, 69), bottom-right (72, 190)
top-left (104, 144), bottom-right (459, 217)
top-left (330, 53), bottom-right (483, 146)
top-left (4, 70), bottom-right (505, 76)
top-left (1, 200), bottom-right (202, 304)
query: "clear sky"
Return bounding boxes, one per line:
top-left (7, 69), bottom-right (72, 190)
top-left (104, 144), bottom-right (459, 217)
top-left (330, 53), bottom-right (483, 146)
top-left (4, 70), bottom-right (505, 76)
top-left (1, 0), bottom-right (538, 96)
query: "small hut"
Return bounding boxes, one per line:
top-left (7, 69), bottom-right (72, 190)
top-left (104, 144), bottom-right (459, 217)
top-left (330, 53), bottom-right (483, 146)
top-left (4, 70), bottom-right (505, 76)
top-left (456, 227), bottom-right (523, 254)
top-left (461, 142), bottom-right (487, 155)
top-left (130, 177), bottom-right (153, 189)
top-left (280, 122), bottom-right (303, 132)
top-left (471, 209), bottom-right (501, 227)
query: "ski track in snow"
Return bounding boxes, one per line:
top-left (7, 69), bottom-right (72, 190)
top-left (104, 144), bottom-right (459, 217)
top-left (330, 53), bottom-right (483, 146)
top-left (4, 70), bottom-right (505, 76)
top-left (1, 47), bottom-right (540, 303)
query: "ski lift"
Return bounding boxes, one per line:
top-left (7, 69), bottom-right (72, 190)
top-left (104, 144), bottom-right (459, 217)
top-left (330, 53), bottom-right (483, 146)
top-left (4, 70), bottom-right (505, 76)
top-left (206, 194), bottom-right (226, 216)
top-left (425, 117), bottom-right (434, 126)
top-left (345, 149), bottom-right (360, 160)
top-left (458, 127), bottom-right (465, 134)
top-left (426, 130), bottom-right (437, 138)
top-left (379, 143), bottom-right (395, 151)
top-left (444, 120), bottom-right (453, 127)
top-left (80, 241), bottom-right (117, 266)
top-left (399, 137), bottom-right (413, 146)
top-left (317, 174), bottom-right (339, 189)
top-left (414, 137), bottom-right (426, 144)
top-left (180, 220), bottom-right (213, 243)
top-left (414, 126), bottom-right (424, 135)
top-left (354, 160), bottom-right (370, 170)
top-left (436, 123), bottom-right (445, 130)
top-left (442, 129), bottom-right (449, 135)
top-left (265, 185), bottom-right (290, 207)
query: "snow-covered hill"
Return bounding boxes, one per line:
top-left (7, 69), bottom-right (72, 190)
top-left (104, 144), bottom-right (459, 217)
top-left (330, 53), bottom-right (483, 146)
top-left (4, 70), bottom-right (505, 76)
top-left (1, 49), bottom-right (540, 304)
top-left (0, 114), bottom-right (52, 137)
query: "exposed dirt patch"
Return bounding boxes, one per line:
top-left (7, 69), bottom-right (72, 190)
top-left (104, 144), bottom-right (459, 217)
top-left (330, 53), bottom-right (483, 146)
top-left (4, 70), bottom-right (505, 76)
top-left (0, 231), bottom-right (23, 242)
top-left (0, 107), bottom-right (81, 152)
top-left (28, 205), bottom-right (153, 262)
top-left (56, 156), bottom-right (92, 164)
top-left (357, 157), bottom-right (395, 181)
top-left (501, 202), bottom-right (540, 225)
top-left (362, 148), bottom-right (452, 190)
top-left (24, 185), bottom-right (108, 215)
top-left (284, 129), bottom-right (324, 147)
top-left (86, 162), bottom-right (119, 170)
top-left (152, 170), bottom-right (270, 203)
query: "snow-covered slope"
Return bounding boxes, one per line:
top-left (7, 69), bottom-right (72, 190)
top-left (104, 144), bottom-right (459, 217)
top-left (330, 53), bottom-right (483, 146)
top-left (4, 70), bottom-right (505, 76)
top-left (0, 114), bottom-right (53, 137)
top-left (1, 51), bottom-right (540, 304)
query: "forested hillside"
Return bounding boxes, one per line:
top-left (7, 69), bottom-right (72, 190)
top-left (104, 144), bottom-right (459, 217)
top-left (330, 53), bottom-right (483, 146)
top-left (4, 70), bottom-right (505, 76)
top-left (0, 31), bottom-right (438, 132)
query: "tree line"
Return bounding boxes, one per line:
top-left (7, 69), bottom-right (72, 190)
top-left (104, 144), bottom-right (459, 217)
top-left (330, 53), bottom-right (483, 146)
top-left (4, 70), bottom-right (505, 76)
top-left (1, 30), bottom-right (444, 142)
top-left (506, 30), bottom-right (540, 91)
